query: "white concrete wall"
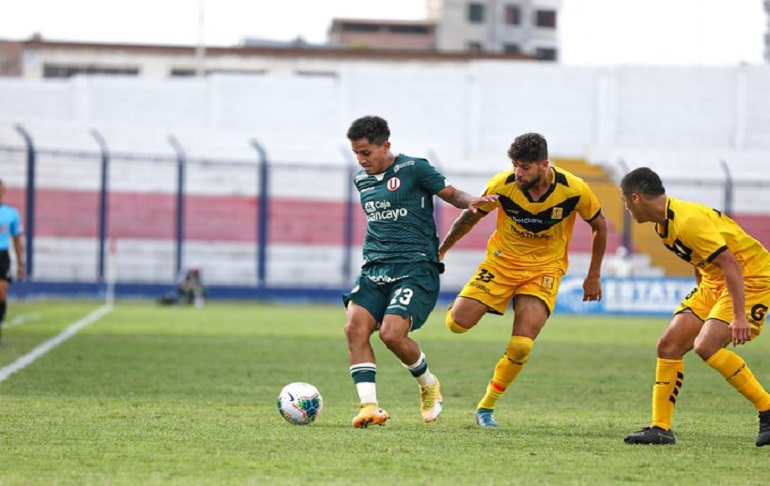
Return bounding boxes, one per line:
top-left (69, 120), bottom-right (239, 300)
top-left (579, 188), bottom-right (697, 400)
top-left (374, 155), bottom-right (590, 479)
top-left (0, 61), bottom-right (768, 286)
top-left (1, 62), bottom-right (767, 169)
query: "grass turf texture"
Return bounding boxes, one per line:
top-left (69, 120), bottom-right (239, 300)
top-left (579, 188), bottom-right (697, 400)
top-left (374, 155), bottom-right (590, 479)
top-left (0, 300), bottom-right (768, 485)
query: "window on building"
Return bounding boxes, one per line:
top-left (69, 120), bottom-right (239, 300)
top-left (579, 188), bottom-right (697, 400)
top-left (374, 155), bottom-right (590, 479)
top-left (503, 43), bottom-right (521, 54)
top-left (341, 22), bottom-right (381, 32)
top-left (468, 3), bottom-right (485, 23)
top-left (505, 5), bottom-right (521, 25)
top-left (467, 41), bottom-right (484, 53)
top-left (535, 47), bottom-right (558, 61)
top-left (388, 24), bottom-right (431, 34)
top-left (207, 69), bottom-right (267, 75)
top-left (296, 70), bottom-right (337, 78)
top-left (43, 64), bottom-right (139, 78)
top-left (173, 68), bottom-right (267, 77)
top-left (170, 68), bottom-right (196, 77)
top-left (535, 10), bottom-right (557, 28)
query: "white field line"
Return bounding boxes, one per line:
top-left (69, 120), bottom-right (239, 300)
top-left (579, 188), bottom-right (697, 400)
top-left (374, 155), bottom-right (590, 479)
top-left (6, 312), bottom-right (42, 328)
top-left (0, 304), bottom-right (113, 384)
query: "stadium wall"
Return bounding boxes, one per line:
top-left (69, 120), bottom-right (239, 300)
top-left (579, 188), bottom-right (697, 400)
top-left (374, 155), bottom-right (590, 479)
top-left (1, 63), bottom-right (769, 169)
top-left (0, 61), bottom-right (768, 310)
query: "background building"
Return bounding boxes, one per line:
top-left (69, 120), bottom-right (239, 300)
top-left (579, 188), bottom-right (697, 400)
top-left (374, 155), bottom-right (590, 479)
top-left (427, 0), bottom-right (562, 59)
top-left (0, 38), bottom-right (532, 80)
top-left (328, 0), bottom-right (562, 60)
top-left (328, 19), bottom-right (437, 50)
top-left (0, 0), bottom-right (563, 80)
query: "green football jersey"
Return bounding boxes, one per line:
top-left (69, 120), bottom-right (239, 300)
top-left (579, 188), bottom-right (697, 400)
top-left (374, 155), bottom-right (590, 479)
top-left (355, 154), bottom-right (447, 264)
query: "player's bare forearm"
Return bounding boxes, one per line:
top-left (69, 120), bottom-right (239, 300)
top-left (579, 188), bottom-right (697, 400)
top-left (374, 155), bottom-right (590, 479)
top-left (437, 186), bottom-right (498, 211)
top-left (13, 236), bottom-right (25, 279)
top-left (719, 254), bottom-right (750, 346)
top-left (586, 213), bottom-right (608, 279)
top-left (582, 215), bottom-right (606, 301)
top-left (714, 251), bottom-right (746, 322)
top-left (439, 209), bottom-right (482, 259)
top-left (442, 189), bottom-right (474, 209)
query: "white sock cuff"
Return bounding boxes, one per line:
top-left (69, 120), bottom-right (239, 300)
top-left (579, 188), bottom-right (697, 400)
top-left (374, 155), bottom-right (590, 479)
top-left (402, 352), bottom-right (426, 370)
top-left (350, 362), bottom-right (377, 373)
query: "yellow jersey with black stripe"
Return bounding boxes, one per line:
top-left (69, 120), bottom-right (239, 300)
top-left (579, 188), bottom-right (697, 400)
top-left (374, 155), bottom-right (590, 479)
top-left (656, 197), bottom-right (770, 282)
top-left (475, 166), bottom-right (602, 273)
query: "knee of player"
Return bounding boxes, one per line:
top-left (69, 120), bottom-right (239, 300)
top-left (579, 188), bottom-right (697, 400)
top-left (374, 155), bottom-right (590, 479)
top-left (378, 327), bottom-right (405, 349)
top-left (445, 308), bottom-right (471, 334)
top-left (692, 335), bottom-right (722, 361)
top-left (344, 320), bottom-right (370, 344)
top-left (377, 317), bottom-right (409, 347)
top-left (506, 336), bottom-right (534, 364)
top-left (656, 334), bottom-right (689, 358)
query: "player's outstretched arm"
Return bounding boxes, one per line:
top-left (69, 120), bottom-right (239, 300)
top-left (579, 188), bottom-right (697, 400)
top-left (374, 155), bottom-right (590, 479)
top-left (438, 209), bottom-right (485, 261)
top-left (436, 186), bottom-right (497, 211)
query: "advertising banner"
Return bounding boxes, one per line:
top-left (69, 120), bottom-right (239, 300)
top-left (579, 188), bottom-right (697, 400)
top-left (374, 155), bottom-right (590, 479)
top-left (555, 277), bottom-right (697, 315)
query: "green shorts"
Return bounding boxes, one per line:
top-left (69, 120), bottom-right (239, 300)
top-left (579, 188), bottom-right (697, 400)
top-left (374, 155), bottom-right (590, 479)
top-left (342, 261), bottom-right (440, 331)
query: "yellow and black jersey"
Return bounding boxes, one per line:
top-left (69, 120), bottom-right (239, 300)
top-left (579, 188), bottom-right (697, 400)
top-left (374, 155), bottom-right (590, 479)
top-left (657, 197), bottom-right (770, 282)
top-left (475, 166), bottom-right (602, 273)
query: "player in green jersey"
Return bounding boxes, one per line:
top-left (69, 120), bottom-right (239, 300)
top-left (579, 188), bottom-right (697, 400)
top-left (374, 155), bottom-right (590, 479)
top-left (343, 115), bottom-right (496, 428)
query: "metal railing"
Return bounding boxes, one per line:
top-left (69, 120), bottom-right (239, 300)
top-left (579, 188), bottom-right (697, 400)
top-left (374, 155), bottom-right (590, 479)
top-left (1, 126), bottom-right (768, 296)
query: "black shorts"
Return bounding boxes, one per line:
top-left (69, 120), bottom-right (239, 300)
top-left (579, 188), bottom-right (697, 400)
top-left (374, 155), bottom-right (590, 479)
top-left (0, 251), bottom-right (10, 282)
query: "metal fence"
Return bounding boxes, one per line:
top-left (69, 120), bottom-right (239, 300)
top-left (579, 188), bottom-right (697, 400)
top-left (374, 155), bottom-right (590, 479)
top-left (1, 124), bottom-right (768, 300)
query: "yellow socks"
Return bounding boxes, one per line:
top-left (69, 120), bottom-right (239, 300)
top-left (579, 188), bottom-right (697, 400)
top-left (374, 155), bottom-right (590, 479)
top-left (651, 358), bottom-right (684, 430)
top-left (477, 336), bottom-right (534, 410)
top-left (706, 348), bottom-right (770, 412)
top-left (650, 349), bottom-right (770, 430)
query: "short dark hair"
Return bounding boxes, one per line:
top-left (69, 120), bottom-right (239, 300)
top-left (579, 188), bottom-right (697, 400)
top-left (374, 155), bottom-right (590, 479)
top-left (507, 132), bottom-right (548, 162)
top-left (347, 116), bottom-right (390, 145)
top-left (620, 167), bottom-right (666, 197)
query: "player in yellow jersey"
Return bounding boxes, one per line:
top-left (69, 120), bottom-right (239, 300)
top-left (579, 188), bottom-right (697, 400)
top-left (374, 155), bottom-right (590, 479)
top-left (620, 167), bottom-right (770, 447)
top-left (439, 132), bottom-right (608, 427)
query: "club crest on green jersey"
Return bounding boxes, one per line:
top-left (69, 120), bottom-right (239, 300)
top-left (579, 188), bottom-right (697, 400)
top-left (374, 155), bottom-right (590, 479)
top-left (387, 177), bottom-right (401, 191)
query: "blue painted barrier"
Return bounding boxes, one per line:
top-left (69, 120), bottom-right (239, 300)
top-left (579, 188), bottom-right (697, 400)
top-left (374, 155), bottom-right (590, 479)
top-left (555, 276), bottom-right (696, 316)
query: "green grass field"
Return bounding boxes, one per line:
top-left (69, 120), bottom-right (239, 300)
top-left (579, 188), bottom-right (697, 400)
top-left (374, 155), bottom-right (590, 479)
top-left (0, 300), bottom-right (768, 485)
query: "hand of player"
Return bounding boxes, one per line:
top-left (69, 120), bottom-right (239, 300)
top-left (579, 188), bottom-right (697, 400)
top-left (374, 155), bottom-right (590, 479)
top-left (468, 195), bottom-right (498, 213)
top-left (729, 315), bottom-right (752, 346)
top-left (582, 275), bottom-right (602, 301)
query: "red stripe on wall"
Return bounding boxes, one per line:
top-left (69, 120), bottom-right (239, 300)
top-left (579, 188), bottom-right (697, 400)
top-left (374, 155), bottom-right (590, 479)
top-left (2, 187), bottom-right (674, 253)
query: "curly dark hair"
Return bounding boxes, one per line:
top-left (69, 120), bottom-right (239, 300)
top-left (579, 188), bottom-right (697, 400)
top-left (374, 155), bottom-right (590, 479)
top-left (620, 167), bottom-right (666, 197)
top-left (347, 115), bottom-right (390, 145)
top-left (507, 133), bottom-right (548, 162)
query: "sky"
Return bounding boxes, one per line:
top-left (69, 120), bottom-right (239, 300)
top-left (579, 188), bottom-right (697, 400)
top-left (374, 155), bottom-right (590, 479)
top-left (0, 0), bottom-right (765, 65)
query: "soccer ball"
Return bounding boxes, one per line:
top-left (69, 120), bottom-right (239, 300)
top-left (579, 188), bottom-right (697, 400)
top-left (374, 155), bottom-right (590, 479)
top-left (276, 382), bottom-right (323, 425)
